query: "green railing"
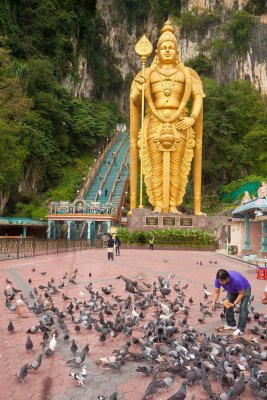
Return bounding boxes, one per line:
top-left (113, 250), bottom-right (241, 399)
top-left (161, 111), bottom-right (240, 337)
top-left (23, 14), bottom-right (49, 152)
top-left (0, 238), bottom-right (91, 261)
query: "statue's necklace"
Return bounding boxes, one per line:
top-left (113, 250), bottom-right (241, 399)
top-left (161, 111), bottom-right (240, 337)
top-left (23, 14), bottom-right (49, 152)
top-left (157, 70), bottom-right (177, 97)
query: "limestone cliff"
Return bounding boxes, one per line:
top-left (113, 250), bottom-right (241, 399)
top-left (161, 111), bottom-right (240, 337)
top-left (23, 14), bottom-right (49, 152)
top-left (65, 0), bottom-right (266, 110)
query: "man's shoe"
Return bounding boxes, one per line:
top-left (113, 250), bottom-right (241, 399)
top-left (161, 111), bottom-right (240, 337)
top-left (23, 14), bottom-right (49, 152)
top-left (223, 325), bottom-right (237, 330)
top-left (233, 328), bottom-right (244, 336)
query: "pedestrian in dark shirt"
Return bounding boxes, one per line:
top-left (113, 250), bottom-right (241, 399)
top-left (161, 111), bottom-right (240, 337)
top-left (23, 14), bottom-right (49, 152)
top-left (107, 236), bottom-right (114, 260)
top-left (212, 269), bottom-right (251, 336)
top-left (114, 236), bottom-right (121, 256)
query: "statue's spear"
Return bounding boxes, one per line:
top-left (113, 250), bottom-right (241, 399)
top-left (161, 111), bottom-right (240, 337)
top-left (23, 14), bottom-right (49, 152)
top-left (135, 35), bottom-right (153, 208)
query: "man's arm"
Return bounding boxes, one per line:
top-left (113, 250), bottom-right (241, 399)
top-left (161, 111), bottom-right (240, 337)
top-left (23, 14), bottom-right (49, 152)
top-left (228, 290), bottom-right (245, 308)
top-left (212, 288), bottom-right (220, 311)
top-left (262, 289), bottom-right (267, 304)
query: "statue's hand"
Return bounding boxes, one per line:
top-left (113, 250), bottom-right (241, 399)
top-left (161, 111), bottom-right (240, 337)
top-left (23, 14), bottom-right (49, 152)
top-left (135, 75), bottom-right (147, 92)
top-left (177, 117), bottom-right (195, 130)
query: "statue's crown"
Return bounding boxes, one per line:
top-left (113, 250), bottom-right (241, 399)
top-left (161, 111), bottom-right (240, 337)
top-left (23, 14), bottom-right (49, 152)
top-left (157, 20), bottom-right (177, 48)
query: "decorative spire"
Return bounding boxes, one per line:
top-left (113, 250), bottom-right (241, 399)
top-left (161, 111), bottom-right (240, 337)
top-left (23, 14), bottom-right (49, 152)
top-left (157, 20), bottom-right (178, 48)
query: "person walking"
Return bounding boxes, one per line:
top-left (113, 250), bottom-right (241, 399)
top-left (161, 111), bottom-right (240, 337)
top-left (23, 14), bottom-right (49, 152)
top-left (107, 235), bottom-right (114, 260)
top-left (262, 284), bottom-right (267, 304)
top-left (104, 188), bottom-right (108, 197)
top-left (211, 269), bottom-right (251, 336)
top-left (114, 235), bottom-right (121, 256)
top-left (149, 235), bottom-right (154, 251)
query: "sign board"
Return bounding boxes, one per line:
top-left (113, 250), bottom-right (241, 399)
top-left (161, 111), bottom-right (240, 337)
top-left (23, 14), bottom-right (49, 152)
top-left (163, 217), bottom-right (175, 226)
top-left (179, 217), bottom-right (193, 227)
top-left (145, 216), bottom-right (159, 226)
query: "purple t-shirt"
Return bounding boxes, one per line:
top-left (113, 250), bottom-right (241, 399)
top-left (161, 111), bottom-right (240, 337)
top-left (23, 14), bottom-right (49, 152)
top-left (215, 271), bottom-right (250, 293)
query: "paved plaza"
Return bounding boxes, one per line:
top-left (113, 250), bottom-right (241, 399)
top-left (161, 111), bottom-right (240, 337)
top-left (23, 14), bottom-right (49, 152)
top-left (0, 248), bottom-right (266, 400)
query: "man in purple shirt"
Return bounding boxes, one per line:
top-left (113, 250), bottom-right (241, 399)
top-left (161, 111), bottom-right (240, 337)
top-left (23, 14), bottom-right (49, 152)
top-left (212, 269), bottom-right (251, 336)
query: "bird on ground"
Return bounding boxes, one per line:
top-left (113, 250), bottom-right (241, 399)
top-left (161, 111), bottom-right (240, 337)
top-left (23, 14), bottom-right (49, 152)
top-left (67, 349), bottom-right (88, 366)
top-left (7, 320), bottom-right (14, 333)
top-left (27, 354), bottom-right (43, 371)
top-left (70, 339), bottom-right (78, 356)
top-left (166, 382), bottom-right (187, 400)
top-left (40, 342), bottom-right (53, 357)
top-left (219, 388), bottom-right (234, 400)
top-left (49, 333), bottom-right (57, 352)
top-left (143, 374), bottom-right (160, 400)
top-left (26, 325), bottom-right (39, 334)
top-left (158, 373), bottom-right (175, 388)
top-left (69, 365), bottom-right (87, 387)
top-left (16, 364), bottom-right (28, 383)
top-left (97, 394), bottom-right (118, 400)
top-left (62, 293), bottom-right (72, 301)
top-left (25, 335), bottom-right (34, 352)
top-left (233, 373), bottom-right (245, 399)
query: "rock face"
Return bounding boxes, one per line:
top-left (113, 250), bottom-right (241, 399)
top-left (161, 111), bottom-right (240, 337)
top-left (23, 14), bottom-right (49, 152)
top-left (63, 0), bottom-right (266, 110)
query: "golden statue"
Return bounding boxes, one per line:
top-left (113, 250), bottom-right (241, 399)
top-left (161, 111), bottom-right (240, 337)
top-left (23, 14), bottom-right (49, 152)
top-left (129, 21), bottom-right (205, 214)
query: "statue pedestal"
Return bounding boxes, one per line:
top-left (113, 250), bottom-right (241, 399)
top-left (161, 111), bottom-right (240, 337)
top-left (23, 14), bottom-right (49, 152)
top-left (127, 208), bottom-right (229, 247)
top-left (128, 208), bottom-right (209, 231)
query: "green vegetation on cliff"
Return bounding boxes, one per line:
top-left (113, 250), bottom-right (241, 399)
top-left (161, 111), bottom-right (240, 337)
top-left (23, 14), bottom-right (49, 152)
top-left (0, 0), bottom-right (122, 216)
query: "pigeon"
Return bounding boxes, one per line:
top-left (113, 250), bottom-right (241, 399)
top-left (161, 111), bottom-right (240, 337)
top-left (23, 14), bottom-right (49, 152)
top-left (27, 354), bottom-right (43, 371)
top-left (233, 373), bottom-right (245, 398)
top-left (158, 373), bottom-right (175, 388)
top-left (49, 333), bottom-right (57, 352)
top-left (67, 350), bottom-right (88, 366)
top-left (70, 339), bottom-right (78, 356)
top-left (143, 374), bottom-right (160, 399)
top-left (69, 365), bottom-right (87, 387)
top-left (219, 388), bottom-right (234, 400)
top-left (16, 364), bottom-right (28, 383)
top-left (136, 366), bottom-right (155, 376)
top-left (40, 342), bottom-right (53, 357)
top-left (7, 321), bottom-right (14, 333)
top-left (25, 335), bottom-right (34, 352)
top-left (166, 382), bottom-right (187, 400)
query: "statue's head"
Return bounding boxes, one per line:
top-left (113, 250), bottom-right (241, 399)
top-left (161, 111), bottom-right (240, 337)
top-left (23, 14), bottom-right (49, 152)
top-left (156, 20), bottom-right (178, 51)
top-left (153, 20), bottom-right (182, 68)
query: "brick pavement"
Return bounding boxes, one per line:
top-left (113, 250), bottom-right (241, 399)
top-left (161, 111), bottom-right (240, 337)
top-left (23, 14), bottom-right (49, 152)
top-left (0, 248), bottom-right (266, 400)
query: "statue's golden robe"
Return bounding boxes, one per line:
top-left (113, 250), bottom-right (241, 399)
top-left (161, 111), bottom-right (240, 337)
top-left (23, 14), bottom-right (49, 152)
top-left (130, 64), bottom-right (204, 213)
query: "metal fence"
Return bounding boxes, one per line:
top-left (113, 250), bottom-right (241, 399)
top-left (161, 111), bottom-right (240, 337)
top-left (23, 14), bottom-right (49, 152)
top-left (0, 238), bottom-right (91, 261)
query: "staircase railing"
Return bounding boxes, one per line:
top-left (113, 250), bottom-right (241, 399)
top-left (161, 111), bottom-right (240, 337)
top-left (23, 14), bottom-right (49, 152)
top-left (95, 133), bottom-right (129, 202)
top-left (76, 132), bottom-right (119, 200)
top-left (117, 178), bottom-right (129, 220)
top-left (79, 222), bottom-right (87, 239)
top-left (108, 146), bottom-right (129, 203)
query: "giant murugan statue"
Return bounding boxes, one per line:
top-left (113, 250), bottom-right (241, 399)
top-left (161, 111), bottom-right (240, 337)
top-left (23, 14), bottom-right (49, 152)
top-left (129, 21), bottom-right (205, 214)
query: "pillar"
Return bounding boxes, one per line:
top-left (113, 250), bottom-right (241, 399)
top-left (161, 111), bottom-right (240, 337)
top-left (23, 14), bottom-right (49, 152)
top-left (67, 221), bottom-right (72, 240)
top-left (75, 222), bottom-right (79, 240)
top-left (87, 221), bottom-right (92, 240)
top-left (53, 221), bottom-right (57, 239)
top-left (58, 223), bottom-right (62, 239)
top-left (244, 215), bottom-right (251, 251)
top-left (106, 221), bottom-right (111, 233)
top-left (47, 221), bottom-right (52, 239)
top-left (261, 220), bottom-right (267, 252)
top-left (23, 226), bottom-right (27, 238)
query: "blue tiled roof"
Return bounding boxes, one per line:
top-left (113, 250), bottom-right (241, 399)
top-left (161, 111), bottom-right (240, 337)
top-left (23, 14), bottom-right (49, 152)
top-left (232, 198), bottom-right (267, 216)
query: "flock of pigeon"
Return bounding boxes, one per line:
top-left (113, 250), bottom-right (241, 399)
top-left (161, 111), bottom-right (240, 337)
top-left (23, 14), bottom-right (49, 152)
top-left (4, 262), bottom-right (267, 400)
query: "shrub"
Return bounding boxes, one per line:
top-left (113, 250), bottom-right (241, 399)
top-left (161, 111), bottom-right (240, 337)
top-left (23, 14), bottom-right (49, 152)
top-left (116, 227), bottom-right (216, 247)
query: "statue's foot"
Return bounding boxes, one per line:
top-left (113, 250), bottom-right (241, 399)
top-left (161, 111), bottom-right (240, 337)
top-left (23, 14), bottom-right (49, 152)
top-left (169, 207), bottom-right (182, 214)
top-left (195, 211), bottom-right (207, 216)
top-left (152, 206), bottom-right (162, 213)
